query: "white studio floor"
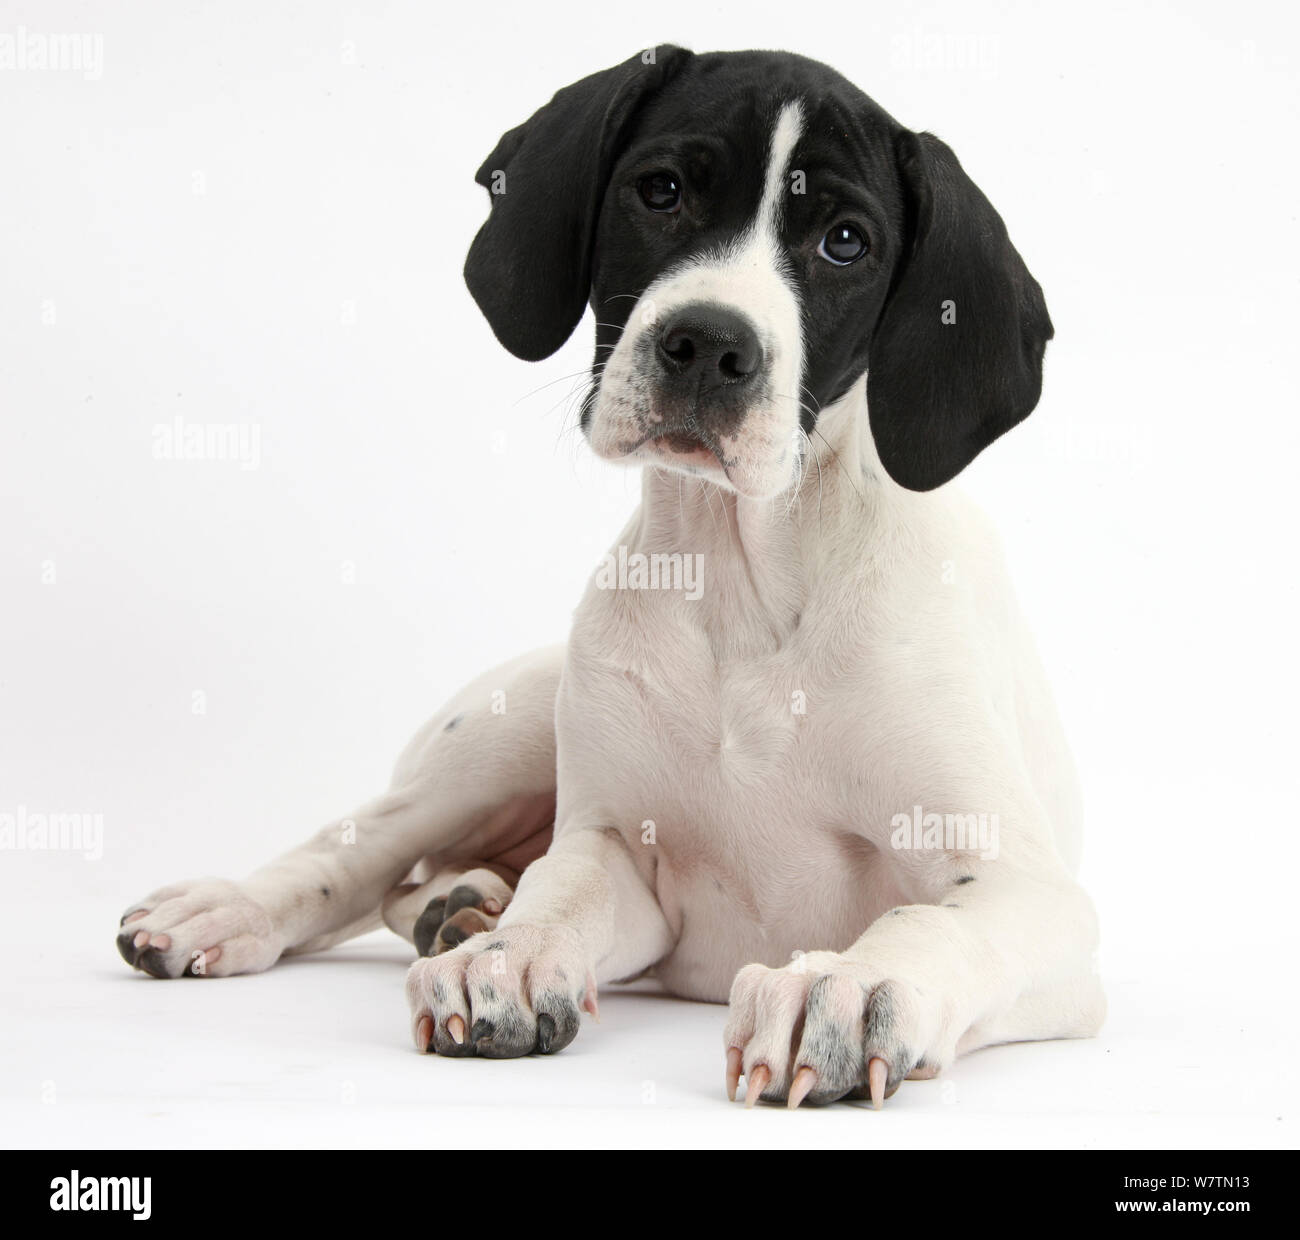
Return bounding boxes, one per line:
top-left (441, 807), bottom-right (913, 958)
top-left (2, 910), bottom-right (1292, 1151)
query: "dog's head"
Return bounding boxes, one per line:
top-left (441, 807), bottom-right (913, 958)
top-left (464, 48), bottom-right (1052, 495)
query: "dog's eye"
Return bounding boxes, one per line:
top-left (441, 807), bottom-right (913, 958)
top-left (818, 223), bottom-right (869, 265)
top-left (638, 171), bottom-right (682, 213)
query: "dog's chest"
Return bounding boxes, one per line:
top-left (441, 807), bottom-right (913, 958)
top-left (560, 583), bottom-right (903, 996)
top-left (565, 584), bottom-right (825, 809)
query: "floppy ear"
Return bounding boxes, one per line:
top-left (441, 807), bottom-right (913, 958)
top-left (464, 47), bottom-right (694, 362)
top-left (867, 130), bottom-right (1053, 491)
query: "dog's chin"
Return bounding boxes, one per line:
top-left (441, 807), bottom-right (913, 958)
top-left (585, 391), bottom-right (800, 501)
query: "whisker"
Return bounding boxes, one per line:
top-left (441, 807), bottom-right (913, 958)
top-left (812, 425), bottom-right (863, 504)
top-left (699, 473), bottom-right (724, 536)
top-left (511, 363), bottom-right (607, 408)
top-left (768, 392), bottom-right (839, 522)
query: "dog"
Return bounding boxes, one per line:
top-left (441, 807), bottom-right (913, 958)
top-left (116, 46), bottom-right (1104, 1109)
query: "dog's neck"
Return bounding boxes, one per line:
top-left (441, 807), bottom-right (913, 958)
top-left (630, 377), bottom-right (893, 643)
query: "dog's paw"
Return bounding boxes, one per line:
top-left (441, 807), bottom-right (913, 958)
top-left (406, 923), bottom-right (597, 1058)
top-left (412, 869), bottom-right (514, 957)
top-left (116, 879), bottom-right (283, 978)
top-left (723, 952), bottom-right (948, 1108)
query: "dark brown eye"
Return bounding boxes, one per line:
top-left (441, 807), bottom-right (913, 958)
top-left (818, 223), bottom-right (868, 265)
top-left (638, 171), bottom-right (682, 213)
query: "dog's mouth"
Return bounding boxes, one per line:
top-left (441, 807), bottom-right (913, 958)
top-left (655, 429), bottom-right (716, 459)
top-left (634, 426), bottom-right (723, 473)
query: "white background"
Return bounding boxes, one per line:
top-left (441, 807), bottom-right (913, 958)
top-left (1, 0), bottom-right (1297, 1150)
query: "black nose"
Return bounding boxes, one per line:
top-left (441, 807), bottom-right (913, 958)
top-left (656, 304), bottom-right (763, 389)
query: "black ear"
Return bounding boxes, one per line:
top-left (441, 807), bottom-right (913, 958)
top-left (463, 47), bottom-right (694, 362)
top-left (867, 130), bottom-right (1053, 491)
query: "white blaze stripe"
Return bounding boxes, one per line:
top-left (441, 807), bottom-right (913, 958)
top-left (586, 97), bottom-right (809, 498)
top-left (756, 100), bottom-right (805, 246)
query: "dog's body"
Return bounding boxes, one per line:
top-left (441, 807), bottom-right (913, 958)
top-left (117, 48), bottom-right (1104, 1107)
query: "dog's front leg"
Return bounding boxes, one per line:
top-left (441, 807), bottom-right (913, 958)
top-left (723, 828), bottom-right (1105, 1108)
top-left (405, 826), bottom-right (673, 1057)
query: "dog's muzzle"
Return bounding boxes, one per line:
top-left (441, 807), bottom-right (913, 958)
top-left (647, 301), bottom-right (767, 452)
top-left (586, 282), bottom-right (801, 498)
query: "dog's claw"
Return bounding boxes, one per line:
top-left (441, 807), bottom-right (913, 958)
top-left (867, 1056), bottom-right (887, 1110)
top-left (744, 1063), bottom-right (770, 1108)
top-left (447, 1013), bottom-right (466, 1045)
top-left (788, 1066), bottom-right (817, 1109)
top-left (415, 1014), bottom-right (433, 1052)
top-left (581, 973), bottom-right (600, 1022)
top-left (725, 1047), bottom-right (742, 1101)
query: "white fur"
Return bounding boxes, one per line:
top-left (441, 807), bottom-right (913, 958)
top-left (119, 103), bottom-right (1102, 1100)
